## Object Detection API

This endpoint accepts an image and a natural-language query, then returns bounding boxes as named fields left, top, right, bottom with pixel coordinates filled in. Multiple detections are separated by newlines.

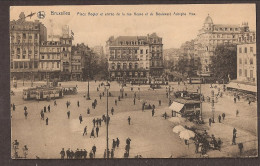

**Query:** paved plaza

left=11, top=80, right=257, bottom=158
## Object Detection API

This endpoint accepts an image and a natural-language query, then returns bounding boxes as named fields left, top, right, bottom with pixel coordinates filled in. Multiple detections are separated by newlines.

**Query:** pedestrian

left=133, top=98, right=135, bottom=105
left=83, top=149, right=87, bottom=159
left=40, top=110, right=44, bottom=120
left=48, top=105, right=50, bottom=112
left=46, top=117, right=49, bottom=125
left=159, top=100, right=161, bottom=106
left=111, top=107, right=114, bottom=115
left=107, top=115, right=110, bottom=125
left=111, top=149, right=114, bottom=158
left=79, top=114, right=83, bottom=124
left=60, top=148, right=65, bottom=159
left=115, top=99, right=117, bottom=106
left=115, top=137, right=120, bottom=148
left=96, top=118, right=99, bottom=127
left=152, top=109, right=155, bottom=117
left=44, top=106, right=46, bottom=113
left=24, top=110, right=28, bottom=119
left=99, top=118, right=102, bottom=126
left=218, top=115, right=221, bottom=123
left=236, top=110, right=239, bottom=117
left=222, top=113, right=225, bottom=120
left=209, top=118, right=212, bottom=126
left=89, top=150, right=94, bottom=159
left=233, top=128, right=237, bottom=135
left=87, top=107, right=90, bottom=114
left=93, top=118, right=96, bottom=127
left=112, top=139, right=116, bottom=149
left=232, top=133, right=237, bottom=145
left=107, top=149, right=110, bottom=158
left=118, top=96, right=121, bottom=101
left=70, top=150, right=74, bottom=159
left=142, top=103, right=145, bottom=112
left=54, top=100, right=57, bottom=106
left=67, top=110, right=70, bottom=119
left=24, top=106, right=27, bottom=112
left=66, top=148, right=70, bottom=159
left=13, top=103, right=16, bottom=111
left=83, top=126, right=87, bottom=136
left=102, top=92, right=105, bottom=96
left=128, top=116, right=131, bottom=125
left=99, top=93, right=102, bottom=100
left=163, top=112, right=167, bottom=119
left=96, top=126, right=99, bottom=137
left=103, top=149, right=106, bottom=158
left=92, top=145, right=96, bottom=157
left=238, top=143, right=243, bottom=155
left=90, top=128, right=95, bottom=138
left=77, top=100, right=80, bottom=107
left=234, top=97, right=236, bottom=103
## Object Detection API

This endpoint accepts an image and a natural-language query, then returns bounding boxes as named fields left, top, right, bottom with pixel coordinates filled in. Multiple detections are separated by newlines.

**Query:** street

left=11, top=80, right=257, bottom=158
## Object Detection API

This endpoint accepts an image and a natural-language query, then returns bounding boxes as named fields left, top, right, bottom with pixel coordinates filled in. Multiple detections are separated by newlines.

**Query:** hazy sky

left=10, top=4, right=256, bottom=49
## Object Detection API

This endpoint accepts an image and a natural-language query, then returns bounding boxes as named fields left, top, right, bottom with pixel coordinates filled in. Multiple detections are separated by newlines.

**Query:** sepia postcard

left=10, top=4, right=257, bottom=159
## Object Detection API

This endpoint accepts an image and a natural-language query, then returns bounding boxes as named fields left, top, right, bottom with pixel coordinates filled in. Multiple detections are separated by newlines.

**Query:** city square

left=11, top=79, right=257, bottom=158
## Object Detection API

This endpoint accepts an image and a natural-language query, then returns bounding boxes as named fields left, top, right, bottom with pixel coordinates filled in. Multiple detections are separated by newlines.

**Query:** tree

left=177, top=58, right=188, bottom=75
left=210, top=44, right=237, bottom=80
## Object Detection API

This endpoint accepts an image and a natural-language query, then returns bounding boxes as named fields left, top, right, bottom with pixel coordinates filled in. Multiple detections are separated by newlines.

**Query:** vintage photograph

left=10, top=4, right=257, bottom=159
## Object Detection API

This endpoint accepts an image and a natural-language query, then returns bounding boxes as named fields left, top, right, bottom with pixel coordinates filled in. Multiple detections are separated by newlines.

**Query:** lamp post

left=31, top=72, right=33, bottom=87
left=199, top=71, right=203, bottom=121
left=105, top=82, right=110, bottom=158
left=86, top=74, right=91, bottom=100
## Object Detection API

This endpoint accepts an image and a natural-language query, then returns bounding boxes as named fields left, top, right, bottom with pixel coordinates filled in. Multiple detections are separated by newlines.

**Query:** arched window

left=129, top=63, right=132, bottom=69
left=135, top=63, right=138, bottom=69
left=123, top=63, right=127, bottom=70
left=117, top=63, right=121, bottom=69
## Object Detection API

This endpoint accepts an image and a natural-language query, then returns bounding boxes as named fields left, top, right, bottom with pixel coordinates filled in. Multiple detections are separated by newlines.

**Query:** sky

left=10, top=4, right=256, bottom=49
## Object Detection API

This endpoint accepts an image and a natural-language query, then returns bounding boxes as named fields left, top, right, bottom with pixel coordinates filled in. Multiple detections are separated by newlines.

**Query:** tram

left=62, top=86, right=78, bottom=95
left=35, top=87, right=63, bottom=100
left=23, top=88, right=37, bottom=100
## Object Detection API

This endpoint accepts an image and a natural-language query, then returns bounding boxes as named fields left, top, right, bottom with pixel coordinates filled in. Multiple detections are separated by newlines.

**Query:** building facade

left=237, top=31, right=256, bottom=84
left=39, top=41, right=61, bottom=80
left=195, top=15, right=252, bottom=76
left=10, top=12, right=47, bottom=80
left=106, top=33, right=164, bottom=81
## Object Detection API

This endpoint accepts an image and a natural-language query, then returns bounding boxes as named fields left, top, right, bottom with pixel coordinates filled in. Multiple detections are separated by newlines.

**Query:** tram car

left=62, top=86, right=78, bottom=95
left=23, top=88, right=37, bottom=100
left=35, top=87, right=63, bottom=100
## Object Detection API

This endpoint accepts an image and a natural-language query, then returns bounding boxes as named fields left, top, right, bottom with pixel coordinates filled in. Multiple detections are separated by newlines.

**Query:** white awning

left=227, top=82, right=257, bottom=93
left=169, top=101, right=184, bottom=112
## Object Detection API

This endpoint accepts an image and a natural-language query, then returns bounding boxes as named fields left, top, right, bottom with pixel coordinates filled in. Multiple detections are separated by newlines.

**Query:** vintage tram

left=35, top=87, right=63, bottom=100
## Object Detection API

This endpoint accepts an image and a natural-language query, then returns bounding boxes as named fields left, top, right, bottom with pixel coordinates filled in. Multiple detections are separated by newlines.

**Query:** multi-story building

left=39, top=41, right=61, bottom=80
left=71, top=44, right=85, bottom=81
left=227, top=31, right=256, bottom=94
left=237, top=31, right=257, bottom=84
left=195, top=15, right=252, bottom=76
left=10, top=12, right=47, bottom=80
left=106, top=33, right=163, bottom=81
left=60, top=25, right=73, bottom=81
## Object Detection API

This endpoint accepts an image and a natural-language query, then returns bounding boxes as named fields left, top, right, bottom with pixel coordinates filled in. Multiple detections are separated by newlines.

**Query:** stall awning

left=227, top=81, right=257, bottom=93
left=169, top=101, right=184, bottom=112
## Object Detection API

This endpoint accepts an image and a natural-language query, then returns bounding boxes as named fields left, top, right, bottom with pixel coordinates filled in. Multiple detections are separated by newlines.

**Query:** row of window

left=10, top=33, right=38, bottom=40
left=72, top=65, right=81, bottom=71
left=11, top=61, right=38, bottom=69
left=41, top=54, right=60, bottom=60
left=206, top=27, right=239, bottom=32
left=239, top=58, right=254, bottom=65
left=10, top=24, right=39, bottom=30
left=40, top=62, right=60, bottom=69
left=238, top=69, right=254, bottom=78
left=238, top=47, right=254, bottom=54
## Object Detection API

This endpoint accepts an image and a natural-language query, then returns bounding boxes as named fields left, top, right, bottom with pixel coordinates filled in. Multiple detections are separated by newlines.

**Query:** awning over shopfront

left=227, top=81, right=257, bottom=93
left=169, top=101, right=184, bottom=112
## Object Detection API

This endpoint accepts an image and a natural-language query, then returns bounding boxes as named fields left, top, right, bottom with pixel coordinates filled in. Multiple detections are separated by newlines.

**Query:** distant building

left=106, top=33, right=164, bottom=81
left=10, top=12, right=47, bottom=80
left=195, top=14, right=253, bottom=76
left=92, top=45, right=104, bottom=64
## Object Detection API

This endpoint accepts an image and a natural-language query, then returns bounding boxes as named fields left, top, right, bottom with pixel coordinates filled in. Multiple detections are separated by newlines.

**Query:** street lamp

left=86, top=74, right=91, bottom=100
left=105, top=81, right=110, bottom=158
left=199, top=71, right=203, bottom=121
